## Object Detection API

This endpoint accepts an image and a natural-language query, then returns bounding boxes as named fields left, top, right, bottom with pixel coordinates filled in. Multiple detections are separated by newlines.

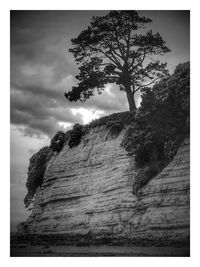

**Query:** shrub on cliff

left=106, top=120, right=124, bottom=136
left=122, top=62, right=190, bottom=193
left=50, top=131, right=66, bottom=152
left=133, top=165, right=159, bottom=195
left=68, top=123, right=84, bottom=148
left=88, top=111, right=135, bottom=129
left=24, top=146, right=53, bottom=208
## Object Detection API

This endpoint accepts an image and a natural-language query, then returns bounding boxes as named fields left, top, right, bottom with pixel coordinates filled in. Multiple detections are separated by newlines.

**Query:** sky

left=10, top=10, right=190, bottom=232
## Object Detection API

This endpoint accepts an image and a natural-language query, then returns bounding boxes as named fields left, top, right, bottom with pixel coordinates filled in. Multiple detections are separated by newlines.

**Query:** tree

left=65, top=11, right=171, bottom=111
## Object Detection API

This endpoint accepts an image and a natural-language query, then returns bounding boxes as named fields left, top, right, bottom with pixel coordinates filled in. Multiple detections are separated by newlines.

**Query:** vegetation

left=24, top=146, right=53, bottom=208
left=105, top=113, right=133, bottom=136
left=68, top=124, right=85, bottom=148
left=86, top=111, right=135, bottom=136
left=64, top=11, right=170, bottom=111
left=50, top=131, right=66, bottom=152
left=132, top=165, right=159, bottom=195
left=122, top=62, right=190, bottom=193
left=24, top=125, right=86, bottom=207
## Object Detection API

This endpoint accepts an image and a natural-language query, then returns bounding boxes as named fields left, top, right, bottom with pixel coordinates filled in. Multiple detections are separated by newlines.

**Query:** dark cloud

left=11, top=10, right=132, bottom=137
left=10, top=86, right=84, bottom=137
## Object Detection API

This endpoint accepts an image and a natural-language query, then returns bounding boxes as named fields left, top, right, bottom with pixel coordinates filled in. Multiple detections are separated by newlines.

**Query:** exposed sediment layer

left=19, top=125, right=190, bottom=246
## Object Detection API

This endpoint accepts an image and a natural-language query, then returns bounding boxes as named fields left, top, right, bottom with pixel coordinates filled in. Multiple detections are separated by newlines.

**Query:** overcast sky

left=10, top=10, right=190, bottom=232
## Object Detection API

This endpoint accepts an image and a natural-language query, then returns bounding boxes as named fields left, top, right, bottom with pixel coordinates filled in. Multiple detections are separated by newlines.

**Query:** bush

left=133, top=165, right=159, bottom=195
left=24, top=146, right=53, bottom=208
left=106, top=120, right=124, bottom=136
left=50, top=131, right=66, bottom=153
left=68, top=124, right=84, bottom=148
left=164, top=137, right=183, bottom=162
left=88, top=111, right=135, bottom=129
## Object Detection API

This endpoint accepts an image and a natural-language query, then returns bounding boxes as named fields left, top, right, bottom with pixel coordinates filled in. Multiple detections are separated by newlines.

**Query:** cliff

left=18, top=122, right=190, bottom=247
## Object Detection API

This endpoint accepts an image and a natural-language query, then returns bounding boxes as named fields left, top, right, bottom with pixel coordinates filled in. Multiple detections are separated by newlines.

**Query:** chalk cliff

left=20, top=124, right=190, bottom=246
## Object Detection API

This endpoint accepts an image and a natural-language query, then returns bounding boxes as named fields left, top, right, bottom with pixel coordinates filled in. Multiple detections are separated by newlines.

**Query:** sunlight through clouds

left=57, top=121, right=72, bottom=129
left=71, top=108, right=105, bottom=124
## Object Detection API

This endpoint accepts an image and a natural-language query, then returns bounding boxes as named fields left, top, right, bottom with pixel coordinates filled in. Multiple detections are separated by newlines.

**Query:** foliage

left=106, top=120, right=125, bottom=136
left=24, top=146, right=53, bottom=208
left=122, top=62, right=190, bottom=192
left=68, top=124, right=85, bottom=148
left=84, top=111, right=136, bottom=137
left=50, top=131, right=66, bottom=153
left=88, top=111, right=135, bottom=129
left=133, top=165, right=159, bottom=195
left=65, top=11, right=170, bottom=111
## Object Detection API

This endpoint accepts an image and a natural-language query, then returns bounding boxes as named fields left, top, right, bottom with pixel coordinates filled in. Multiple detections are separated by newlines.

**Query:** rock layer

left=21, top=126, right=190, bottom=246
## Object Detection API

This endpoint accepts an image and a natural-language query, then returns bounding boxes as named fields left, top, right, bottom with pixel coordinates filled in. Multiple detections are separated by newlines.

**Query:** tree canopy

left=65, top=11, right=171, bottom=111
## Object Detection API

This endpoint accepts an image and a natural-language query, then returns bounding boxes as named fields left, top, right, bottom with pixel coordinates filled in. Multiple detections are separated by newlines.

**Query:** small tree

left=65, top=11, right=170, bottom=111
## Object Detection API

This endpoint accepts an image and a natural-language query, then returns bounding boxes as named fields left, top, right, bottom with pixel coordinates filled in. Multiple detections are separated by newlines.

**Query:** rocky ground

left=10, top=244, right=189, bottom=257
left=10, top=233, right=190, bottom=257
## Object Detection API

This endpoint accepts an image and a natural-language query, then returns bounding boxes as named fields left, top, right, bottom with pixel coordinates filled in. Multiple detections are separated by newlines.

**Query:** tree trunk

left=122, top=68, right=137, bottom=111
left=125, top=85, right=136, bottom=112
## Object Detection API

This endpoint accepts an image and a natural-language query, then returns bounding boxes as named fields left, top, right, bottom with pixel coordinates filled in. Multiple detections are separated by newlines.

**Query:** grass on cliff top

left=86, top=111, right=135, bottom=129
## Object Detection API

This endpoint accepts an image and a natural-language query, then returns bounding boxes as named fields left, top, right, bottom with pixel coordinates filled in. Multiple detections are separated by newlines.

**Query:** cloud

left=11, top=11, right=132, bottom=138
left=71, top=108, right=105, bottom=124
left=10, top=87, right=84, bottom=137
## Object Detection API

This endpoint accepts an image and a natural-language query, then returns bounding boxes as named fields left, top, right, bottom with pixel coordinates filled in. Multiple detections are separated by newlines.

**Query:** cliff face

left=21, top=125, right=190, bottom=246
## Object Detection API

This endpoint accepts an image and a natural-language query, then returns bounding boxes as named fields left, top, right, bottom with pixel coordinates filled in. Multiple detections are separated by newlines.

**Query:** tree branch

left=102, top=38, right=124, bottom=63
left=125, top=27, right=131, bottom=61
left=92, top=46, right=122, bottom=70
left=129, top=49, right=146, bottom=71
left=109, top=21, right=127, bottom=61
left=134, top=77, right=160, bottom=92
